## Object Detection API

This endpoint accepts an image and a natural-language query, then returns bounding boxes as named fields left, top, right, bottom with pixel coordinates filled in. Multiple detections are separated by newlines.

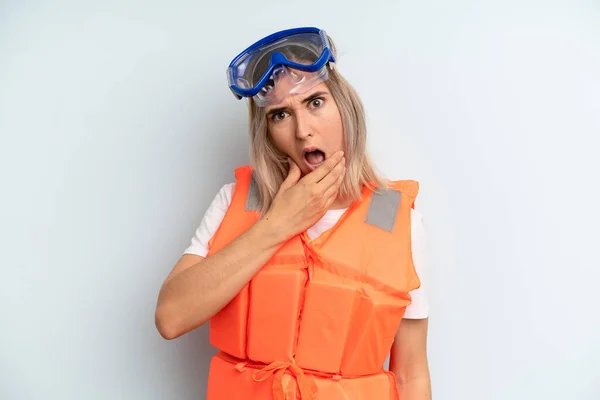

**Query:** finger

left=280, top=158, right=301, bottom=191
left=316, top=157, right=345, bottom=189
left=322, top=167, right=345, bottom=201
left=301, top=151, right=344, bottom=184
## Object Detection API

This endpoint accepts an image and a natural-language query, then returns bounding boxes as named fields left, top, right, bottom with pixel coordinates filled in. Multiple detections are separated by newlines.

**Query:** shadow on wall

left=179, top=325, right=218, bottom=397
left=189, top=98, right=251, bottom=194
left=152, top=96, right=251, bottom=399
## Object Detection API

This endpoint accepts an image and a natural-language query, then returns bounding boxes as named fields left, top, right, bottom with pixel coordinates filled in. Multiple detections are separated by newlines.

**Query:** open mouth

left=303, top=148, right=326, bottom=169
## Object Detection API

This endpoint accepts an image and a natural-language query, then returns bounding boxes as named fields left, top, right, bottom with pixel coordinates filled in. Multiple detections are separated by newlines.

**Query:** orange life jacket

left=205, top=166, right=420, bottom=400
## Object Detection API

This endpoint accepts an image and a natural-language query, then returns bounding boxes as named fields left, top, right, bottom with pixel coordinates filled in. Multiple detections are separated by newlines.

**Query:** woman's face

left=265, top=78, right=344, bottom=176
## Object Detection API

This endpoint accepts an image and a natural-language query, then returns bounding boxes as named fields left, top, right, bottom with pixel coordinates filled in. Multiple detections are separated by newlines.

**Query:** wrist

left=252, top=215, right=289, bottom=247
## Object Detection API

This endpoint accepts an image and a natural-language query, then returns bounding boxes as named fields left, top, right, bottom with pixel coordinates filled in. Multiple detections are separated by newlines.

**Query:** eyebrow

left=266, top=91, right=329, bottom=116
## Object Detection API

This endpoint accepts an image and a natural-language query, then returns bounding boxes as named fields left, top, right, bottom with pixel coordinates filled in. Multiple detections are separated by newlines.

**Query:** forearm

left=156, top=218, right=286, bottom=338
left=396, top=377, right=432, bottom=400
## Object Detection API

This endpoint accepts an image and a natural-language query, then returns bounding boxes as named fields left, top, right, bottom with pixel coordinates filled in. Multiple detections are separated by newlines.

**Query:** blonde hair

left=247, top=38, right=385, bottom=215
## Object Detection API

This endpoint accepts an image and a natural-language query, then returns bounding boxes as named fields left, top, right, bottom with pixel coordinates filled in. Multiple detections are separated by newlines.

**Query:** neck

left=329, top=196, right=353, bottom=210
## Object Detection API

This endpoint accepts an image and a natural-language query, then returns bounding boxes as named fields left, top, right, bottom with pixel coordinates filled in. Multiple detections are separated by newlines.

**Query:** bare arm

left=155, top=218, right=287, bottom=339
left=155, top=152, right=345, bottom=340
left=389, top=318, right=432, bottom=399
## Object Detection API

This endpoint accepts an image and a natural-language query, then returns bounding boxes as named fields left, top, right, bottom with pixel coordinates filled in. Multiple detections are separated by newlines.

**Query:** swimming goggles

left=226, top=27, right=336, bottom=107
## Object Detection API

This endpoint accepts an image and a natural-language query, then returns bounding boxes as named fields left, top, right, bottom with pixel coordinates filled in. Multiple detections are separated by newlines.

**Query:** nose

left=294, top=112, right=312, bottom=141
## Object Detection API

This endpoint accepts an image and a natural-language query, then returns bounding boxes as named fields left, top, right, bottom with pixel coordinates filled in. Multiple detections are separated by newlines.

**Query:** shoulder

left=410, top=207, right=424, bottom=222
left=182, top=182, right=236, bottom=257
left=198, top=182, right=237, bottom=225
left=385, top=179, right=419, bottom=198
left=211, top=182, right=236, bottom=209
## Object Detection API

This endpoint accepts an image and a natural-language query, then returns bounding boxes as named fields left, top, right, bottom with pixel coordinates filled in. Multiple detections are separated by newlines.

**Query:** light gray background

left=1, top=1, right=599, bottom=399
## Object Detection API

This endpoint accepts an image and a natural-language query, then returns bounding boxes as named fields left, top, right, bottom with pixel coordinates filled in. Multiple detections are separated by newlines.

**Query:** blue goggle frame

left=226, top=27, right=336, bottom=100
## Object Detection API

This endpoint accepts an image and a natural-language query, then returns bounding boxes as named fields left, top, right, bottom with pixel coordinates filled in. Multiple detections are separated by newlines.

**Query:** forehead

left=265, top=79, right=331, bottom=110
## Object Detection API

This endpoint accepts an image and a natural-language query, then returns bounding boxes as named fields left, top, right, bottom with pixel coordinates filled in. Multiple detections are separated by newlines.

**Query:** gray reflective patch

left=365, top=189, right=402, bottom=232
left=245, top=172, right=260, bottom=211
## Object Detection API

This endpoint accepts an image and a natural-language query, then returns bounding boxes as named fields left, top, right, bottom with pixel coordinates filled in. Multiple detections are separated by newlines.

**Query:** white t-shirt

left=184, top=183, right=429, bottom=319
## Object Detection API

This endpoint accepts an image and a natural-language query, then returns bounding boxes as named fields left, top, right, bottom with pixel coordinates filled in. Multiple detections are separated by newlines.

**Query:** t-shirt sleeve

left=183, top=183, right=235, bottom=257
left=403, top=209, right=430, bottom=319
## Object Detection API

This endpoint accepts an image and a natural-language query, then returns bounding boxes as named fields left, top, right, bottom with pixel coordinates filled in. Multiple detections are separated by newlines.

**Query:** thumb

left=280, top=158, right=301, bottom=190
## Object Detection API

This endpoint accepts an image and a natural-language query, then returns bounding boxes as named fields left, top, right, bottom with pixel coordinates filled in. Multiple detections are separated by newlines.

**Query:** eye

left=309, top=98, right=324, bottom=109
left=271, top=111, right=289, bottom=122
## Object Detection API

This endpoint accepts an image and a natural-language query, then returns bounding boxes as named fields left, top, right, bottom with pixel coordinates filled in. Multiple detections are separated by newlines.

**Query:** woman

left=155, top=27, right=432, bottom=399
